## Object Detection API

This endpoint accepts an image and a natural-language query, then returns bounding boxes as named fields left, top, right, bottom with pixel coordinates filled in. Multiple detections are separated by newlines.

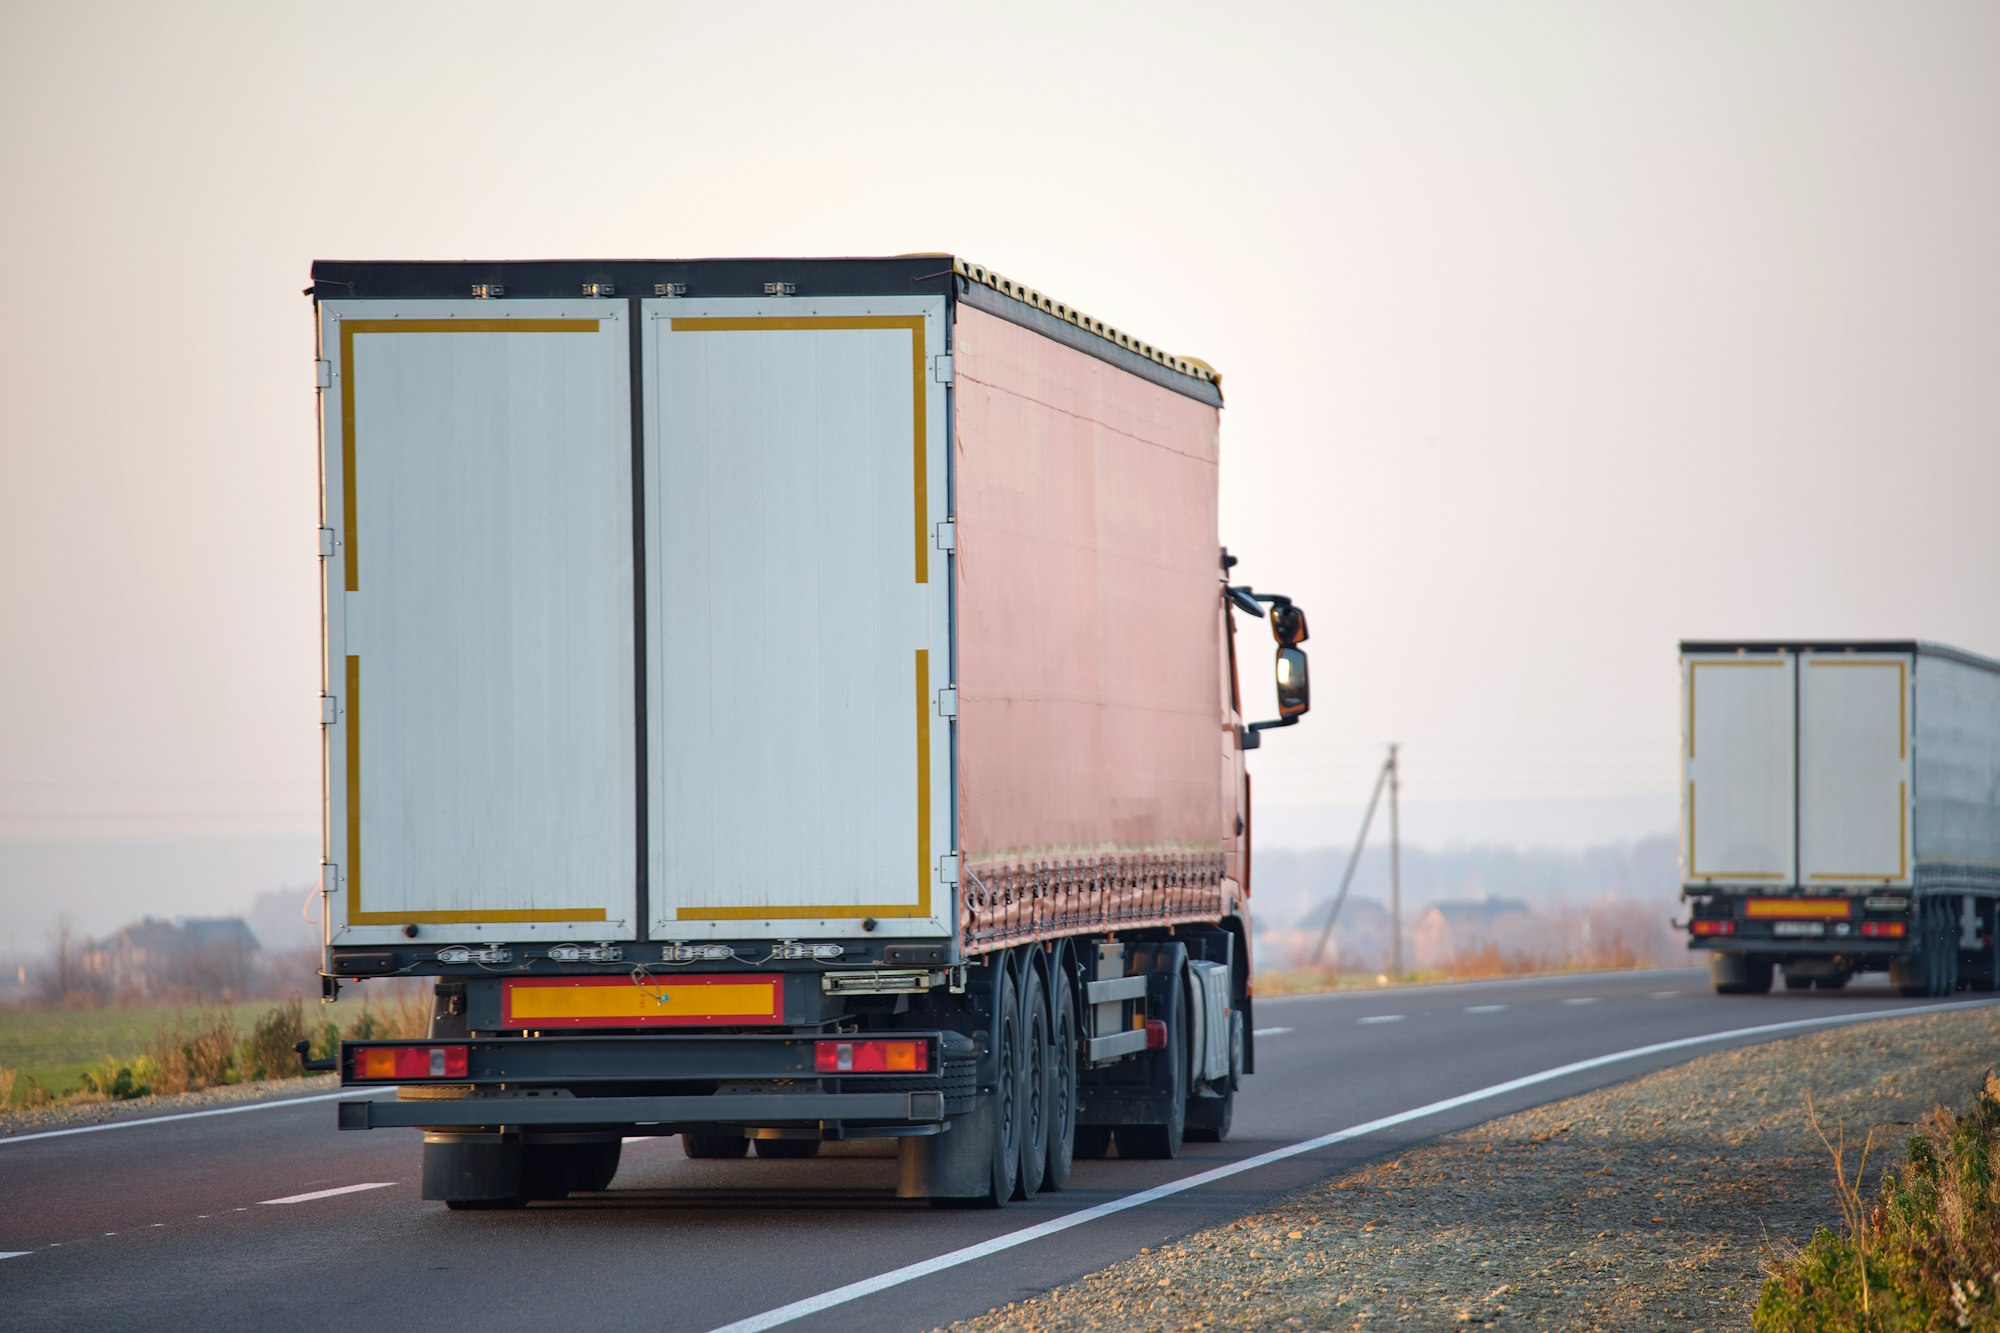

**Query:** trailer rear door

left=320, top=302, right=639, bottom=943
left=1684, top=653, right=1796, bottom=885
left=640, top=298, right=953, bottom=940
left=1798, top=652, right=1914, bottom=886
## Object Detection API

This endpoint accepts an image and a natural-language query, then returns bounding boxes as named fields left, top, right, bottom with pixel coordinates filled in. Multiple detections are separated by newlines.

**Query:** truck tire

left=557, top=1140, right=622, bottom=1192
left=427, top=1136, right=528, bottom=1210
left=1781, top=972, right=1814, bottom=991
left=1711, top=954, right=1773, bottom=995
left=1042, top=971, right=1078, bottom=1191
left=1016, top=964, right=1051, bottom=1199
left=683, top=1132, right=750, bottom=1159
left=754, top=1138, right=822, bottom=1160
left=1896, top=900, right=1960, bottom=998
left=927, top=960, right=1023, bottom=1208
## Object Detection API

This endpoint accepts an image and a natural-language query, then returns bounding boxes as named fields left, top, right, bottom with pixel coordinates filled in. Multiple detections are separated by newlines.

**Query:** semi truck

left=1680, top=640, right=2000, bottom=996
left=306, top=255, right=1311, bottom=1208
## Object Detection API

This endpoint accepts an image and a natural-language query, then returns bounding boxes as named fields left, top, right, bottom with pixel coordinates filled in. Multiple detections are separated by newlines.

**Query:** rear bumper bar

left=339, top=1090, right=944, bottom=1131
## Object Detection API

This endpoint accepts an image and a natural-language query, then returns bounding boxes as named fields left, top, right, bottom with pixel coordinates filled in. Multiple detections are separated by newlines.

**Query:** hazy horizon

left=4, top=2, right=1996, bottom=942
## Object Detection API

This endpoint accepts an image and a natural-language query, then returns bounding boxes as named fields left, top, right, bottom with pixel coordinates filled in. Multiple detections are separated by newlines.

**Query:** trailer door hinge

left=938, top=853, right=960, bottom=886
left=314, top=359, right=332, bottom=390
left=321, top=695, right=339, bottom=726
left=318, top=527, right=336, bottom=558
left=932, top=353, right=953, bottom=385
left=936, top=687, right=958, bottom=719
left=933, top=520, right=956, bottom=553
left=321, top=863, right=339, bottom=895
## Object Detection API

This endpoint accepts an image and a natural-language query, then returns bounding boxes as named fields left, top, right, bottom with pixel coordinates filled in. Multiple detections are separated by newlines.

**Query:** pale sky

left=2, top=2, right=1997, bottom=934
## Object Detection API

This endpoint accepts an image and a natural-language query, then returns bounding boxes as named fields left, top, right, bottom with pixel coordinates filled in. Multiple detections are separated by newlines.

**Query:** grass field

left=0, top=1000, right=288, bottom=1104
left=0, top=987, right=427, bottom=1106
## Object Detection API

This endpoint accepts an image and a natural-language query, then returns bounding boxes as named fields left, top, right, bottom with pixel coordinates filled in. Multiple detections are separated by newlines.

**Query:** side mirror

left=1276, top=646, right=1309, bottom=718
left=1271, top=604, right=1308, bottom=649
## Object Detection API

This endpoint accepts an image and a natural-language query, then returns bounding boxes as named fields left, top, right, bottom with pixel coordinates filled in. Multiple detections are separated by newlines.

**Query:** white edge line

left=0, top=1251, right=31, bottom=1261
left=1251, top=1026, right=1293, bottom=1037
left=706, top=998, right=1993, bottom=1333
left=0, top=1089, right=382, bottom=1147
left=258, top=1182, right=396, bottom=1205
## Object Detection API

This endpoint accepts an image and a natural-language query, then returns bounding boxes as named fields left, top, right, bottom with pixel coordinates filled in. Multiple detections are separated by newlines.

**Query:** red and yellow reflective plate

left=1744, top=898, right=1850, bottom=920
left=500, top=975, right=781, bottom=1028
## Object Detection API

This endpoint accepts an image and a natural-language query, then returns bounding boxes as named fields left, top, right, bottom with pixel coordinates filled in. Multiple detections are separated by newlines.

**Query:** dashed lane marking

left=1562, top=997, right=1597, bottom=1006
left=1464, top=1005, right=1507, bottom=1014
left=707, top=996, right=1997, bottom=1333
left=1356, top=1015, right=1404, bottom=1024
left=1252, top=1027, right=1293, bottom=1037
left=258, top=1183, right=396, bottom=1206
left=1651, top=991, right=1680, bottom=999
left=0, top=1252, right=30, bottom=1261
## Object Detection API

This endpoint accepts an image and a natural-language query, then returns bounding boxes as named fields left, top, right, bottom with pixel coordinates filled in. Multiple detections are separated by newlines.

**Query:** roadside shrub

left=1757, top=1077, right=2000, bottom=1329
left=144, top=1005, right=239, bottom=1094
left=0, top=1065, right=15, bottom=1106
left=238, top=997, right=308, bottom=1082
left=76, top=1054, right=157, bottom=1101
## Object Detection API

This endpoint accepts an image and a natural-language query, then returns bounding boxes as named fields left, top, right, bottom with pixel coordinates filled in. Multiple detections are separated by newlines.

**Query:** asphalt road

left=5, top=967, right=1988, bottom=1331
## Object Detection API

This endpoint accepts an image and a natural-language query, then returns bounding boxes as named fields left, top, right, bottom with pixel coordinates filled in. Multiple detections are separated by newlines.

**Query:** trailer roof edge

left=1678, top=641, right=2000, bottom=674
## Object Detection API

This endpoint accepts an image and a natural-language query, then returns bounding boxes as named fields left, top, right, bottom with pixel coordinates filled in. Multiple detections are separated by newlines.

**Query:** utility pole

left=1388, top=743, right=1402, bottom=978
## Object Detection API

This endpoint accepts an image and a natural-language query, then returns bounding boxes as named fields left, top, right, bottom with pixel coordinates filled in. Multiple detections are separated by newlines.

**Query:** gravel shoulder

left=940, top=1005, right=2000, bottom=1332
left=0, top=1074, right=345, bottom=1137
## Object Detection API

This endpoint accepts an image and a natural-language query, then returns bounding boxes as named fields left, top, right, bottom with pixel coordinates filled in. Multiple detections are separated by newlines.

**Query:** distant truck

left=306, top=256, right=1311, bottom=1208
left=1680, top=641, right=2000, bottom=996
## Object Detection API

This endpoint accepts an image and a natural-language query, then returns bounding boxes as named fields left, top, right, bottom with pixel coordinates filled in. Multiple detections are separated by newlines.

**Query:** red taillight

left=1861, top=921, right=1907, bottom=939
left=1691, top=920, right=1736, bottom=937
left=1143, top=1018, right=1168, bottom=1051
left=351, top=1045, right=469, bottom=1081
left=814, top=1039, right=928, bottom=1073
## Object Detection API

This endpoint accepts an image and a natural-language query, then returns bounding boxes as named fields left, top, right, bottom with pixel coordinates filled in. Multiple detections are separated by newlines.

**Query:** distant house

left=1410, top=898, right=1537, bottom=969
left=82, top=916, right=261, bottom=1001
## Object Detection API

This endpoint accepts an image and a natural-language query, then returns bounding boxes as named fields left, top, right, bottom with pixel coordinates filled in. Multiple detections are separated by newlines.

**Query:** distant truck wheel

left=1782, top=973, right=1814, bottom=991
left=1711, top=954, right=1773, bottom=995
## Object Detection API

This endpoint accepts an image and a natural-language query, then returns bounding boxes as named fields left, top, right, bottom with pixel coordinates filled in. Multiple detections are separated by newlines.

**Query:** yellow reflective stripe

left=336, top=317, right=599, bottom=592
left=667, top=315, right=929, bottom=584
left=341, top=652, right=608, bottom=927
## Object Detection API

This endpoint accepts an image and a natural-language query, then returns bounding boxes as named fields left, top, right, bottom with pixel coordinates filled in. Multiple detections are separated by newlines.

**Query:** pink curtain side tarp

left=953, top=304, right=1227, bottom=896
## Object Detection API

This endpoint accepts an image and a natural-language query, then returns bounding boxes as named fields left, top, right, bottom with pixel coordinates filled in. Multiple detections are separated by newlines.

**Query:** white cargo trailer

left=307, top=256, right=1315, bottom=1209
left=1681, top=641, right=2000, bottom=995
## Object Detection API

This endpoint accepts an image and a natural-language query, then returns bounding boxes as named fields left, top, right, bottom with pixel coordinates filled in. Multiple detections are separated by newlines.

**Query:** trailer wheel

left=1711, top=954, right=1773, bottom=995
left=1016, top=964, right=1051, bottom=1199
left=754, top=1138, right=822, bottom=1160
left=558, top=1140, right=622, bottom=1192
left=1781, top=972, right=1814, bottom=991
left=1896, top=900, right=1959, bottom=998
left=1042, top=971, right=1078, bottom=1191
left=928, top=959, right=1023, bottom=1208
left=426, top=1136, right=528, bottom=1209
left=682, top=1132, right=750, bottom=1159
